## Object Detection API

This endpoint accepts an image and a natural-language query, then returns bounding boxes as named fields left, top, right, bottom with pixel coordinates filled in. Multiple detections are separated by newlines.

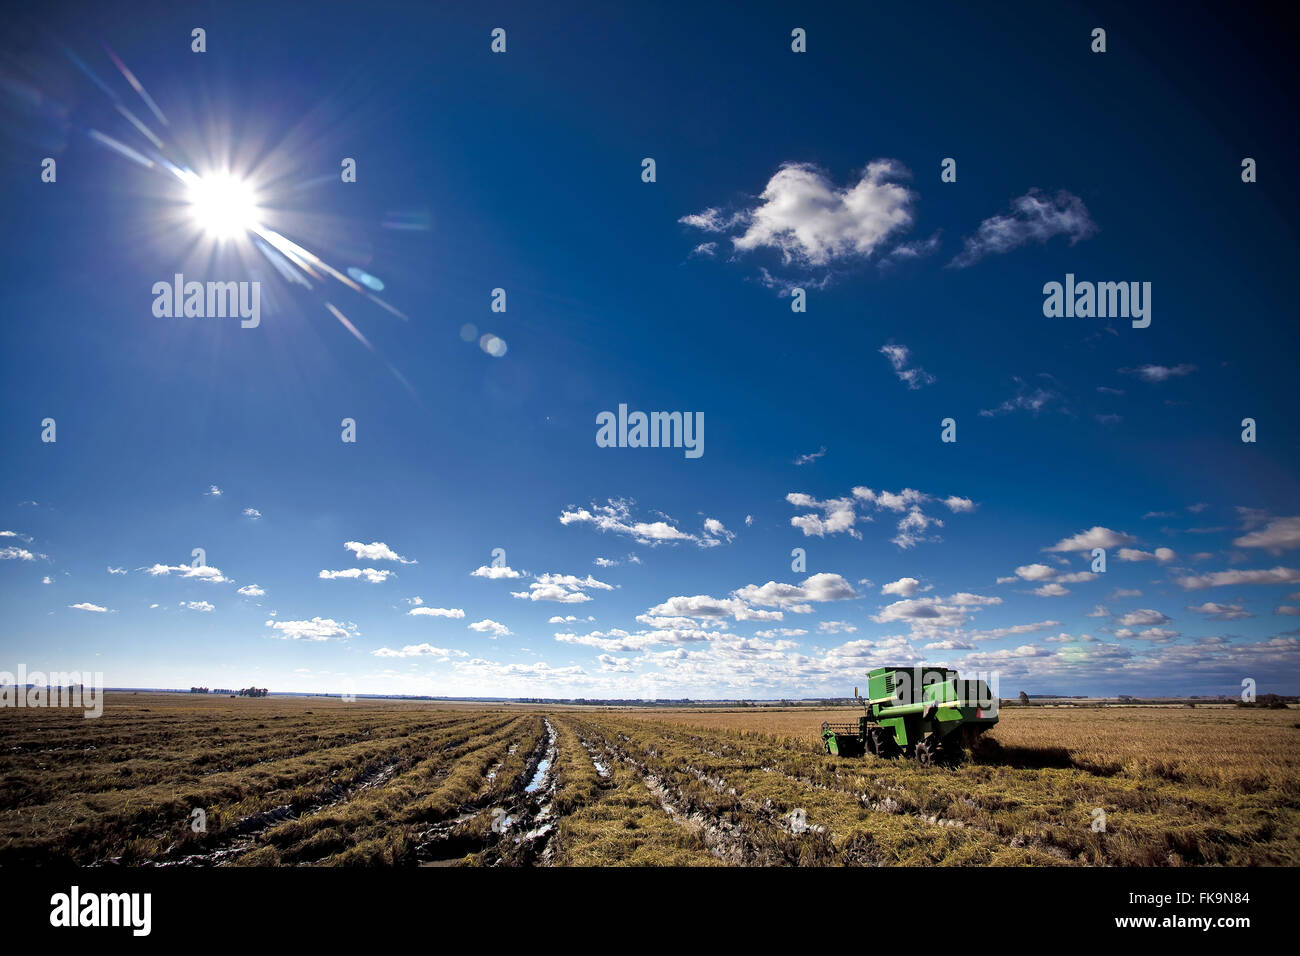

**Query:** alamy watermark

left=1, top=666, right=104, bottom=718
left=1042, top=274, right=1150, bottom=328
left=596, top=404, right=704, bottom=459
left=152, top=274, right=261, bottom=328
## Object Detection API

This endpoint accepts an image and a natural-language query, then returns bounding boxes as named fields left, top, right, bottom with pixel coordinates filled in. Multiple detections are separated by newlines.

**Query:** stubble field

left=2, top=693, right=1296, bottom=866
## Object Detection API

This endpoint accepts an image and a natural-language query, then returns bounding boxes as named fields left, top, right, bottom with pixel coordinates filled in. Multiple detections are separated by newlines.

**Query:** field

left=2, top=693, right=1297, bottom=866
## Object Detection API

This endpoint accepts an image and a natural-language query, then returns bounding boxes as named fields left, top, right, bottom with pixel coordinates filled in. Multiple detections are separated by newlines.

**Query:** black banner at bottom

left=0, top=865, right=1277, bottom=942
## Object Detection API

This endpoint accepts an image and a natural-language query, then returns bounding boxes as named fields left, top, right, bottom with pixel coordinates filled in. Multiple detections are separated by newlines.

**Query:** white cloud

left=734, top=572, right=859, bottom=609
left=1, top=547, right=37, bottom=561
left=943, top=496, right=976, bottom=513
left=560, top=498, right=730, bottom=548
left=408, top=606, right=465, bottom=619
left=1045, top=527, right=1136, bottom=553
left=1033, top=583, right=1070, bottom=597
left=818, top=621, right=858, bottom=634
left=892, top=507, right=944, bottom=549
left=266, top=617, right=358, bottom=641
left=1115, top=609, right=1172, bottom=628
left=205, top=485, right=223, bottom=496
left=471, top=565, right=525, bottom=579
left=949, top=189, right=1097, bottom=268
left=344, top=541, right=414, bottom=563
left=372, top=643, right=467, bottom=659
left=881, top=577, right=923, bottom=597
left=1234, top=516, right=1300, bottom=553
left=107, top=566, right=127, bottom=575
left=237, top=584, right=266, bottom=597
left=972, top=619, right=1060, bottom=639
left=1177, top=567, right=1300, bottom=589
left=511, top=572, right=614, bottom=604
left=793, top=446, right=827, bottom=466
left=242, top=507, right=262, bottom=519
left=468, top=619, right=511, bottom=638
left=1119, top=364, right=1197, bottom=383
left=1118, top=547, right=1176, bottom=563
left=785, top=493, right=861, bottom=539
left=980, top=378, right=1066, bottom=418
left=319, top=568, right=393, bottom=584
left=1187, top=602, right=1252, bottom=621
left=69, top=602, right=109, bottom=613
left=682, top=160, right=917, bottom=270
left=879, top=344, right=935, bottom=389
left=180, top=600, right=215, bottom=612
left=145, top=563, right=231, bottom=583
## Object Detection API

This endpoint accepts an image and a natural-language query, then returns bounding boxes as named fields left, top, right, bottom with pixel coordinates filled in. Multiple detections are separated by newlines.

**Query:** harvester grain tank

left=820, top=665, right=998, bottom=765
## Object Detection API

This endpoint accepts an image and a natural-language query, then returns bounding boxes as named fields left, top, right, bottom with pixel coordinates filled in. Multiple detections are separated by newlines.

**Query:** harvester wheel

left=940, top=740, right=965, bottom=767
left=914, top=738, right=936, bottom=767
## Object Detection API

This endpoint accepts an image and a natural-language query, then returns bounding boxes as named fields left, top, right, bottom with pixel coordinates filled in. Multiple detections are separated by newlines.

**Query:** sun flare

left=185, top=172, right=260, bottom=240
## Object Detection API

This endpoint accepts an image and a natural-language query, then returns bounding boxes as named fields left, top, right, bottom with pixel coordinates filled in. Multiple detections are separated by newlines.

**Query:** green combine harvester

left=821, top=665, right=999, bottom=766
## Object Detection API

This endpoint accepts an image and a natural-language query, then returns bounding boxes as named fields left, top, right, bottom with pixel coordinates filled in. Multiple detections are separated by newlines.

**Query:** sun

left=185, top=171, right=261, bottom=240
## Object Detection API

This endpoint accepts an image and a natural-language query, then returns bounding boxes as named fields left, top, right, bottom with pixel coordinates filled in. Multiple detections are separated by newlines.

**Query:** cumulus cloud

left=1177, top=567, right=1300, bottom=589
left=1033, top=583, right=1070, bottom=597
left=559, top=498, right=732, bottom=548
left=242, top=508, right=262, bottom=519
left=468, top=619, right=511, bottom=638
left=180, top=600, right=215, bottom=612
left=372, top=643, right=468, bottom=659
left=69, top=602, right=109, bottom=613
left=237, top=584, right=266, bottom=597
left=1187, top=602, right=1252, bottom=621
left=1045, top=527, right=1136, bottom=553
left=266, top=617, right=357, bottom=641
left=145, top=563, right=231, bottom=584
left=1234, top=516, right=1300, bottom=553
left=1115, top=609, right=1172, bottom=628
left=881, top=577, right=923, bottom=597
left=511, top=572, right=614, bottom=604
left=892, top=507, right=944, bottom=549
left=408, top=606, right=465, bottom=619
left=734, top=573, right=859, bottom=609
left=681, top=160, right=917, bottom=272
left=1118, top=547, right=1176, bottom=563
left=472, top=564, right=525, bottom=579
left=949, top=188, right=1097, bottom=268
left=344, top=541, right=415, bottom=564
left=319, top=568, right=393, bottom=584
left=786, top=493, right=861, bottom=538
left=785, top=486, right=968, bottom=550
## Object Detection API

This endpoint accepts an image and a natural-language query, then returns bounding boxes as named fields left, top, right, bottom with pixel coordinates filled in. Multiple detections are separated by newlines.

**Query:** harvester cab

left=820, top=666, right=998, bottom=765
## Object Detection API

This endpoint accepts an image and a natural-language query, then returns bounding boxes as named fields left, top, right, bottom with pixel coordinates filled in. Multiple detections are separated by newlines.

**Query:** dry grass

left=2, top=694, right=1295, bottom=866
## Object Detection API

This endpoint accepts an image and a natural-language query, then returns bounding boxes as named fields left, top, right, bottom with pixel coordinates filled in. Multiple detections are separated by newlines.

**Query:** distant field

left=2, top=693, right=1296, bottom=866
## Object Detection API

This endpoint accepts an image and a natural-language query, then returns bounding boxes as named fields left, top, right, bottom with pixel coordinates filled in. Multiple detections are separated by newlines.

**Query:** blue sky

left=2, top=0, right=1298, bottom=698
